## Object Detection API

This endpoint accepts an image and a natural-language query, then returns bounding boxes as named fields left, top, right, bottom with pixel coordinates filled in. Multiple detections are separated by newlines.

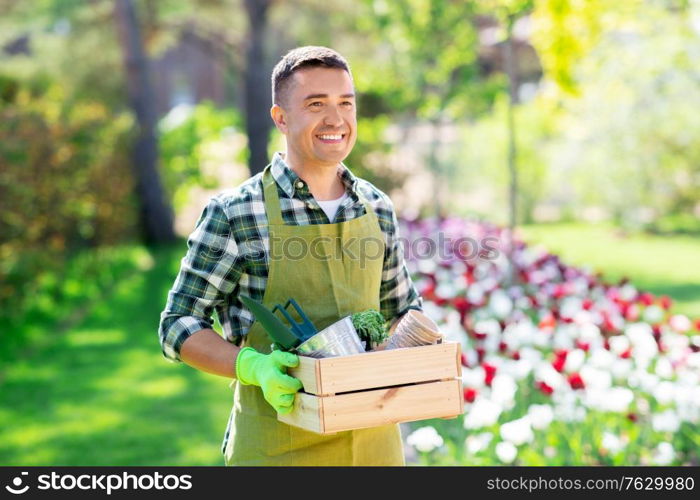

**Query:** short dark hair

left=271, top=46, right=352, bottom=106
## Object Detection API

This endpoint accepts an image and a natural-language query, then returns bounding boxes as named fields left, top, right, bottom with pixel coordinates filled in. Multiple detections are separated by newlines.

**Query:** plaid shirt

left=158, top=152, right=423, bottom=363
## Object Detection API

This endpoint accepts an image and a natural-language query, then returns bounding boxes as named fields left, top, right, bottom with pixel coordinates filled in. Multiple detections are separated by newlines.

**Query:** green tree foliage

left=158, top=101, right=244, bottom=211
left=555, top=2, right=700, bottom=229
left=0, top=77, right=137, bottom=318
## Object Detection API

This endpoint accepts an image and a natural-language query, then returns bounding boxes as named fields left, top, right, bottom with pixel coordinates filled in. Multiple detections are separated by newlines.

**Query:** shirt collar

left=271, top=151, right=359, bottom=198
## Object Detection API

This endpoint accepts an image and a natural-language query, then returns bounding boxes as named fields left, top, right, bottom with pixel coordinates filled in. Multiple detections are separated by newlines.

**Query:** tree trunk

left=244, top=0, right=274, bottom=177
left=114, top=0, right=175, bottom=244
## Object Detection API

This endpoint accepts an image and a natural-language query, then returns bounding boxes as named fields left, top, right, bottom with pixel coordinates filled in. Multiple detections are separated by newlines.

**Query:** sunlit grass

left=518, top=223, right=700, bottom=318
left=0, top=244, right=232, bottom=466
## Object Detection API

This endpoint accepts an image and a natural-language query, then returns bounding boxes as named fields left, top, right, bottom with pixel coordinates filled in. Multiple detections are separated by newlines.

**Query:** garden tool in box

left=240, top=294, right=365, bottom=357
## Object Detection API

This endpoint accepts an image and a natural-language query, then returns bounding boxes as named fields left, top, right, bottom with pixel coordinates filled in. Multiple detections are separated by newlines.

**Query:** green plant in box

left=351, top=309, right=388, bottom=348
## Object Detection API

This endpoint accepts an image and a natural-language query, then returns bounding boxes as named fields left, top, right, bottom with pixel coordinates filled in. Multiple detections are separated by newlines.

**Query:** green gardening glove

left=235, top=347, right=303, bottom=414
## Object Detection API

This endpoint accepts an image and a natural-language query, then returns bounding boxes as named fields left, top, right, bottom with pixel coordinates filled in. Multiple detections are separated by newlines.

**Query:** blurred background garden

left=1, top=0, right=699, bottom=466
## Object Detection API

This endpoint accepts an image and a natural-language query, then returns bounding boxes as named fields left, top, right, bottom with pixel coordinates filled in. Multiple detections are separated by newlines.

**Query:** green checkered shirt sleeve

left=158, top=197, right=242, bottom=362
left=376, top=193, right=423, bottom=323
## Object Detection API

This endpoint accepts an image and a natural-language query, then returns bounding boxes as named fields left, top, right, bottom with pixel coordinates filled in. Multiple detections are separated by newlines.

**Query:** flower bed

left=399, top=216, right=700, bottom=465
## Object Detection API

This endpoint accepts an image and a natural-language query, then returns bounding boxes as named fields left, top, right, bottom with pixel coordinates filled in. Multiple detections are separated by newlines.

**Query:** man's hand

left=235, top=347, right=303, bottom=414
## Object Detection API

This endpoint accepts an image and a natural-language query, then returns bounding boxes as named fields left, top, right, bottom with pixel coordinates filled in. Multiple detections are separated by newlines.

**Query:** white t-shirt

left=316, top=191, right=348, bottom=223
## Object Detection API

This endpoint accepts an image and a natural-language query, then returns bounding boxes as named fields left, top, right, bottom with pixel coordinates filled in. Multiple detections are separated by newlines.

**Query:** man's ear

left=270, top=104, right=288, bottom=134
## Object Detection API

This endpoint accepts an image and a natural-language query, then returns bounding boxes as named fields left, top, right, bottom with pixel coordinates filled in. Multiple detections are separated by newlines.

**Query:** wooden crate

left=277, top=341, right=464, bottom=434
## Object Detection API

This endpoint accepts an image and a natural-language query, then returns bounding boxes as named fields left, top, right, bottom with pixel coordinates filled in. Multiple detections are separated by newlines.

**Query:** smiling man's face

left=271, top=66, right=357, bottom=169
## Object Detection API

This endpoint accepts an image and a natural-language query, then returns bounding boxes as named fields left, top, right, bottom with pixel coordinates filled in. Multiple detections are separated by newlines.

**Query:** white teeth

left=318, top=134, right=343, bottom=140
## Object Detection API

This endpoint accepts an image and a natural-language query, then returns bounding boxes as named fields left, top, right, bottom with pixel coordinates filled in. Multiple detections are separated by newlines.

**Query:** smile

left=316, top=134, right=345, bottom=143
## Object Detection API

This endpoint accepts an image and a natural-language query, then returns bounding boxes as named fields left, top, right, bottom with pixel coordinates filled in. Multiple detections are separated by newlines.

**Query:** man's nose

left=323, top=105, right=343, bottom=127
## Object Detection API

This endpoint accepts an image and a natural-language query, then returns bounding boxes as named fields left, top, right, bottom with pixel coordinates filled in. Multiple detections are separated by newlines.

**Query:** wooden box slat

left=278, top=379, right=463, bottom=434
left=289, top=342, right=461, bottom=396
left=277, top=342, right=464, bottom=434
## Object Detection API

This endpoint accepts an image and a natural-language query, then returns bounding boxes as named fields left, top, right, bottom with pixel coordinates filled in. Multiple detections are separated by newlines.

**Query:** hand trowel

left=239, top=294, right=317, bottom=350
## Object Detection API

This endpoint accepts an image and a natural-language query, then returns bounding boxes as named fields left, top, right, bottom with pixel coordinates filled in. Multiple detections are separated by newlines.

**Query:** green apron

left=223, top=165, right=405, bottom=466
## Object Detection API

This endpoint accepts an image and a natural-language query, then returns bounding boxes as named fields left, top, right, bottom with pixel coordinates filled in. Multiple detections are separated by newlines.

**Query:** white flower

left=688, top=352, right=700, bottom=371
left=564, top=349, right=586, bottom=373
left=461, top=348, right=479, bottom=368
left=609, top=335, right=631, bottom=355
left=422, top=301, right=445, bottom=323
left=491, top=374, right=518, bottom=408
left=674, top=386, right=700, bottom=424
left=642, top=305, right=664, bottom=324
left=489, top=289, right=513, bottom=319
left=669, top=314, right=691, bottom=333
left=652, top=410, right=681, bottom=433
left=625, top=323, right=658, bottom=362
left=589, top=348, right=614, bottom=369
left=651, top=442, right=676, bottom=465
left=601, top=432, right=625, bottom=454
left=553, top=325, right=576, bottom=351
left=611, top=359, right=633, bottom=380
left=495, top=441, right=518, bottom=463
left=518, top=346, right=543, bottom=364
left=652, top=381, right=676, bottom=405
left=580, top=366, right=612, bottom=389
left=535, top=362, right=567, bottom=390
left=499, top=359, right=533, bottom=380
left=629, top=371, right=660, bottom=393
left=467, top=283, right=485, bottom=305
left=584, top=387, right=634, bottom=413
left=474, top=318, right=502, bottom=337
left=462, top=366, right=486, bottom=389
left=560, top=297, right=583, bottom=319
left=500, top=416, right=534, bottom=445
left=435, top=282, right=457, bottom=299
left=579, top=323, right=602, bottom=343
left=406, top=426, right=444, bottom=453
left=465, top=432, right=493, bottom=454
left=463, top=398, right=503, bottom=429
left=527, top=404, right=554, bottom=430
left=619, top=284, right=637, bottom=301
left=654, top=358, right=674, bottom=379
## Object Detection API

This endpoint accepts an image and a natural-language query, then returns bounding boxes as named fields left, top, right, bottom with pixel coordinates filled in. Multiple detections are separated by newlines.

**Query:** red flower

left=694, top=319, right=700, bottom=332
left=453, top=296, right=470, bottom=314
left=463, top=388, right=477, bottom=403
left=624, top=304, right=640, bottom=322
left=539, top=314, right=556, bottom=330
left=476, top=347, right=486, bottom=363
left=582, top=298, right=594, bottom=310
left=498, top=341, right=508, bottom=353
left=626, top=412, right=638, bottom=422
left=575, top=340, right=590, bottom=352
left=620, top=348, right=632, bottom=359
left=638, top=292, right=655, bottom=306
left=552, top=357, right=566, bottom=372
left=568, top=372, right=585, bottom=390
left=460, top=353, right=471, bottom=367
left=536, top=381, right=554, bottom=395
left=483, top=362, right=497, bottom=386
left=659, top=295, right=673, bottom=310
left=511, top=351, right=521, bottom=360
left=553, top=284, right=568, bottom=299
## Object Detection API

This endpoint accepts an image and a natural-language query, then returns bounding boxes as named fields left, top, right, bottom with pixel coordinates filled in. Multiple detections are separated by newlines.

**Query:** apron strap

left=262, top=165, right=284, bottom=225
left=262, top=163, right=379, bottom=225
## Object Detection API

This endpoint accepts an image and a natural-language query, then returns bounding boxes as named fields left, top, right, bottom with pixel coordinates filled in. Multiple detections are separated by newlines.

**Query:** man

left=158, top=46, right=423, bottom=466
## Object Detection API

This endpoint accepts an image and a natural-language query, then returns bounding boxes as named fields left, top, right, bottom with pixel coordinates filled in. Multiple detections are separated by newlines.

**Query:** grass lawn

left=518, top=223, right=700, bottom=319
left=0, top=244, right=233, bottom=466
